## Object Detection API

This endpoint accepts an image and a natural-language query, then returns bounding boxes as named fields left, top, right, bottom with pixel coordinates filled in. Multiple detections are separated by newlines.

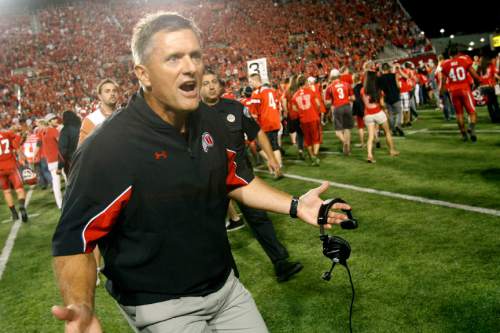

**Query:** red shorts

left=449, top=90, right=475, bottom=116
left=356, top=115, right=365, bottom=129
left=300, top=121, right=321, bottom=147
left=0, top=168, right=23, bottom=190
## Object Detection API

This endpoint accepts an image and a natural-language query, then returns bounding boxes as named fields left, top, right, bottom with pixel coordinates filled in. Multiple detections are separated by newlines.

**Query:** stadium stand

left=0, top=0, right=425, bottom=123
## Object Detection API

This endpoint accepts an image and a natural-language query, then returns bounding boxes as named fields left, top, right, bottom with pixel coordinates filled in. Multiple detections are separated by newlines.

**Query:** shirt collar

left=128, top=89, right=200, bottom=133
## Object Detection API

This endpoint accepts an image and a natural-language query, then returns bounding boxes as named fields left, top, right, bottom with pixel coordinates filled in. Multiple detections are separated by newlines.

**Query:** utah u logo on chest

left=202, top=132, right=214, bottom=153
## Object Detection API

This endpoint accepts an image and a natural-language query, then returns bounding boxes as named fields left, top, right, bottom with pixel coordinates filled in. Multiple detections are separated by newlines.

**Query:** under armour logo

left=154, top=151, right=168, bottom=160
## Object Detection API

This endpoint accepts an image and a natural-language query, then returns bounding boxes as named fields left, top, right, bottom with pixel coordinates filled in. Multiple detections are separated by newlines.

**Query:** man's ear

left=134, top=64, right=152, bottom=90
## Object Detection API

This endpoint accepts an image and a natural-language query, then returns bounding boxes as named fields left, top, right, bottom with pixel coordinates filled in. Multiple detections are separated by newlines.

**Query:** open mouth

left=179, top=81, right=197, bottom=93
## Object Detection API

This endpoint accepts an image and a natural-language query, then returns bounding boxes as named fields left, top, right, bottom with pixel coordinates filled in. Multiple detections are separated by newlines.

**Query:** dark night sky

left=1, top=0, right=498, bottom=38
left=399, top=0, right=499, bottom=38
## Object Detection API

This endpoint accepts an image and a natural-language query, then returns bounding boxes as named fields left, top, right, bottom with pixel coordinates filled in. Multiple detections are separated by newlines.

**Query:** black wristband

left=289, top=196, right=299, bottom=218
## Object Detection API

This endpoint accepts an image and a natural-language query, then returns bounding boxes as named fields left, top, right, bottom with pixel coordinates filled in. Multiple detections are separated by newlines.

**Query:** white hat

left=307, top=76, right=316, bottom=84
left=45, top=113, right=57, bottom=122
left=329, top=69, right=340, bottom=78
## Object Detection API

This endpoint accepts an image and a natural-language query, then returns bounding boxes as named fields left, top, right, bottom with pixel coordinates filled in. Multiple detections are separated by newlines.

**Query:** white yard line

left=321, top=151, right=342, bottom=155
left=406, top=128, right=429, bottom=135
left=0, top=189, right=34, bottom=280
left=405, top=128, right=500, bottom=135
left=256, top=170, right=500, bottom=217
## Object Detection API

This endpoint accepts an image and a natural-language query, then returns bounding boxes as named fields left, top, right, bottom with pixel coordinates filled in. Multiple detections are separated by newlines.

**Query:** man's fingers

left=312, top=181, right=329, bottom=196
left=331, top=203, right=351, bottom=211
left=327, top=212, right=347, bottom=224
left=51, top=305, right=76, bottom=321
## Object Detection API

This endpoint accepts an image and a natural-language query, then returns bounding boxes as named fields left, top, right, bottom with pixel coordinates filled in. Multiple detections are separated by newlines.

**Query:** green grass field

left=0, top=105, right=499, bottom=332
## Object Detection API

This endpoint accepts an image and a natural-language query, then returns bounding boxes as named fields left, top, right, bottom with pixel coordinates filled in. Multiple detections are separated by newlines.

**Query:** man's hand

left=267, top=158, right=281, bottom=177
left=297, top=181, right=350, bottom=228
left=52, top=304, right=102, bottom=333
left=56, top=169, right=62, bottom=175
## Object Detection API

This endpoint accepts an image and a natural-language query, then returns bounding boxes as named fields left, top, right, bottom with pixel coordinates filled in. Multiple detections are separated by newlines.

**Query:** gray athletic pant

left=119, top=271, right=268, bottom=333
left=386, top=101, right=402, bottom=131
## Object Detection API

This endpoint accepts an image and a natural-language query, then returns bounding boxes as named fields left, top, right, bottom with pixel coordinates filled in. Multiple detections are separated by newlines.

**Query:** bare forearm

left=229, top=177, right=292, bottom=215
left=53, top=254, right=97, bottom=309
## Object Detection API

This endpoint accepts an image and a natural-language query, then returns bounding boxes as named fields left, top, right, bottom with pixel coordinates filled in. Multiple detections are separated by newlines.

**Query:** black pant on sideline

left=481, top=87, right=500, bottom=123
left=236, top=202, right=289, bottom=264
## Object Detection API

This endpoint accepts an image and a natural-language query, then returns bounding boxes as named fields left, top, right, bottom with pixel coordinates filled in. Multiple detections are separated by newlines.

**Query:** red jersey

left=311, top=83, right=327, bottom=114
left=480, top=63, right=497, bottom=86
left=417, top=73, right=428, bottom=85
left=325, top=79, right=352, bottom=108
left=23, top=133, right=41, bottom=164
left=239, top=97, right=252, bottom=108
left=291, top=87, right=320, bottom=123
left=340, top=73, right=353, bottom=86
left=441, top=55, right=473, bottom=92
left=221, top=92, right=236, bottom=100
left=41, top=127, right=60, bottom=163
left=250, top=86, right=281, bottom=132
left=285, top=89, right=299, bottom=121
left=0, top=130, right=21, bottom=169
left=399, top=69, right=414, bottom=93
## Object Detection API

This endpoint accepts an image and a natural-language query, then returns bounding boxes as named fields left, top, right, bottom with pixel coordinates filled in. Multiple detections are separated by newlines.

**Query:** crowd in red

left=0, top=0, right=425, bottom=126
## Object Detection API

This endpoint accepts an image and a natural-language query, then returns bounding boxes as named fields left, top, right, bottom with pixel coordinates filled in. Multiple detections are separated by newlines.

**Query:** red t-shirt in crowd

left=325, top=79, right=352, bottom=108
left=250, top=86, right=281, bottom=132
left=41, top=127, right=60, bottom=163
left=291, top=87, right=320, bottom=123
left=340, top=73, right=353, bottom=86
left=399, top=69, right=414, bottom=93
left=221, top=92, right=236, bottom=100
left=360, top=88, right=382, bottom=115
left=480, top=63, right=497, bottom=86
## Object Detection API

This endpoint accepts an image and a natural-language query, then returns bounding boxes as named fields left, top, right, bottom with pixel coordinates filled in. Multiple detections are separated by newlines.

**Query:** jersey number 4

left=268, top=92, right=277, bottom=109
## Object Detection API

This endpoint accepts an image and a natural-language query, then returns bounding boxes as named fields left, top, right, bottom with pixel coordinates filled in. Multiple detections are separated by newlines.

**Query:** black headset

left=317, top=198, right=358, bottom=332
left=317, top=198, right=358, bottom=279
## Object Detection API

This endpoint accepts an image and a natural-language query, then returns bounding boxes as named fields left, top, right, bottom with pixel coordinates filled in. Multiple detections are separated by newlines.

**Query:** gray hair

left=131, top=11, right=201, bottom=65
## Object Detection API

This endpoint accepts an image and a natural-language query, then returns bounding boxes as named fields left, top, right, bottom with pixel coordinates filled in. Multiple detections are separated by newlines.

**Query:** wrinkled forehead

left=146, top=29, right=202, bottom=58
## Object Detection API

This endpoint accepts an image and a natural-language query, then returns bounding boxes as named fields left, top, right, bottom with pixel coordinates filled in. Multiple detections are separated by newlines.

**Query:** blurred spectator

left=58, top=110, right=81, bottom=175
left=40, top=113, right=62, bottom=209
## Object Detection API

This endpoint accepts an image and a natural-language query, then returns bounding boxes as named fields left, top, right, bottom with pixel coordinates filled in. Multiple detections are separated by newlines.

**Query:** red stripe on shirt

left=82, top=186, right=132, bottom=253
left=226, top=149, right=248, bottom=192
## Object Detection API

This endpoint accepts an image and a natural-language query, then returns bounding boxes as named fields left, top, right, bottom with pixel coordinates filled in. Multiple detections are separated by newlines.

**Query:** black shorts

left=266, top=130, right=280, bottom=151
left=333, top=104, right=354, bottom=130
left=287, top=118, right=300, bottom=134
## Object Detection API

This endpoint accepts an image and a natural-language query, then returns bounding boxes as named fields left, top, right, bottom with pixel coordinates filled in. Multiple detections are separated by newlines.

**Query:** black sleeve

left=58, top=128, right=69, bottom=157
left=241, top=104, right=261, bottom=142
left=58, top=128, right=69, bottom=169
left=52, top=132, right=134, bottom=256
